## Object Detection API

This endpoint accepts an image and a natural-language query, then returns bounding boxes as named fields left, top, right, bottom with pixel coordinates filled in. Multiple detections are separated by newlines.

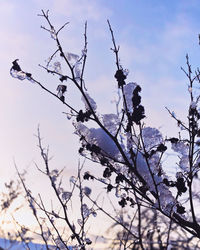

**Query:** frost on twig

left=10, top=59, right=35, bottom=83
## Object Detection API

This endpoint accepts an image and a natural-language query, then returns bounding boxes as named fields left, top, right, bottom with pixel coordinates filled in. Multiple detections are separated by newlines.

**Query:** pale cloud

left=52, top=0, right=112, bottom=22
left=32, top=0, right=112, bottom=23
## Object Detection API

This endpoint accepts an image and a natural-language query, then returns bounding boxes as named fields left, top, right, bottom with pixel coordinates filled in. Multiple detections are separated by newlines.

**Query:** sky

left=0, top=0, right=200, bottom=245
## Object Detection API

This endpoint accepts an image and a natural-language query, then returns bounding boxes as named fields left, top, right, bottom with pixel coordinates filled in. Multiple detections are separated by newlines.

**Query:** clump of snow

left=88, top=128, right=120, bottom=158
left=135, top=150, right=175, bottom=213
left=142, top=127, right=163, bottom=151
left=74, top=122, right=120, bottom=159
left=179, top=155, right=189, bottom=172
left=75, top=120, right=175, bottom=213
left=123, top=82, right=137, bottom=112
left=171, top=141, right=189, bottom=172
left=171, top=141, right=188, bottom=155
left=10, top=69, right=27, bottom=80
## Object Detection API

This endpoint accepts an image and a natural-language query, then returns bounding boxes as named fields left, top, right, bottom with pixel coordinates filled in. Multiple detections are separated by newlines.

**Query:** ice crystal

left=27, top=76, right=35, bottom=83
left=123, top=69, right=129, bottom=77
left=102, top=113, right=119, bottom=136
left=66, top=52, right=79, bottom=62
left=10, top=60, right=35, bottom=83
left=115, top=185, right=121, bottom=198
left=43, top=229, right=51, bottom=241
left=188, top=86, right=193, bottom=93
left=57, top=187, right=64, bottom=195
left=77, top=219, right=83, bottom=226
left=74, top=61, right=82, bottom=79
left=81, top=92, right=97, bottom=111
left=82, top=48, right=87, bottom=56
left=50, top=27, right=56, bottom=40
left=70, top=176, right=77, bottom=184
left=135, top=151, right=175, bottom=211
left=67, top=114, right=72, bottom=120
left=10, top=69, right=26, bottom=80
left=10, top=70, right=35, bottom=83
left=57, top=85, right=67, bottom=98
left=171, top=111, right=176, bottom=118
left=98, top=178, right=108, bottom=184
left=53, top=61, right=62, bottom=73
left=50, top=169, right=59, bottom=183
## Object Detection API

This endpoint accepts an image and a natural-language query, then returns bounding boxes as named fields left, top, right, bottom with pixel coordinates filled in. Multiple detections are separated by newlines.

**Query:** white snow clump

left=123, top=82, right=137, bottom=112
left=142, top=127, right=163, bottom=151
left=74, top=122, right=120, bottom=159
left=135, top=151, right=175, bottom=213
left=171, top=141, right=189, bottom=172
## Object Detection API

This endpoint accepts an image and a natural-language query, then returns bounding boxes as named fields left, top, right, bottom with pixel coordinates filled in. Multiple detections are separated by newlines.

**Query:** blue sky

left=0, top=0, right=200, bottom=241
